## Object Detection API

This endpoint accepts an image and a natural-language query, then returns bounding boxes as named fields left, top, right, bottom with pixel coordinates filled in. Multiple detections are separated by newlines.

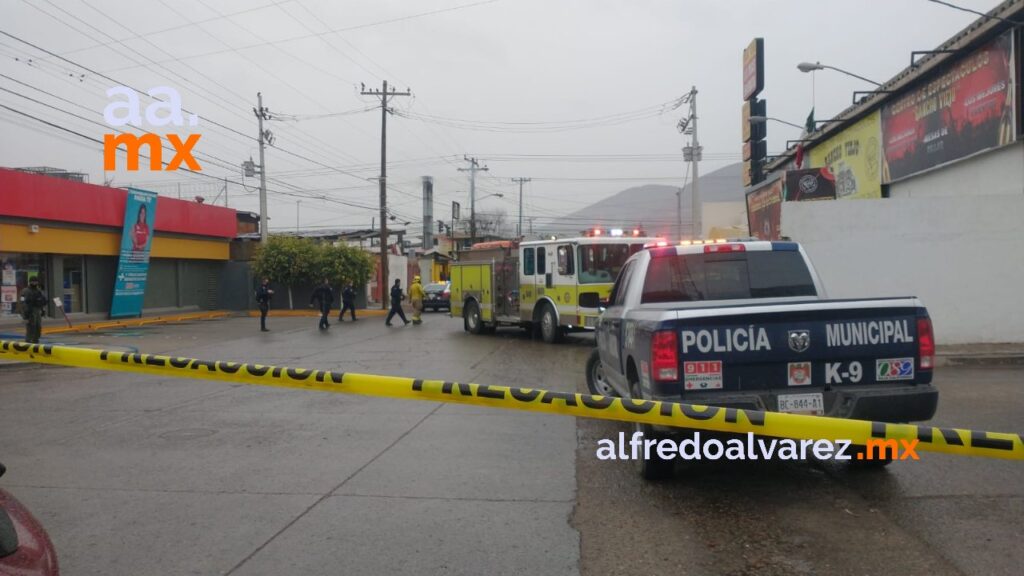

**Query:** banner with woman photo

left=110, top=188, right=157, bottom=318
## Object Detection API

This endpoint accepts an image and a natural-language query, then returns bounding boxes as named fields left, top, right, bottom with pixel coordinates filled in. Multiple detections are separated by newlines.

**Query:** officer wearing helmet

left=409, top=275, right=425, bottom=325
left=19, top=276, right=48, bottom=343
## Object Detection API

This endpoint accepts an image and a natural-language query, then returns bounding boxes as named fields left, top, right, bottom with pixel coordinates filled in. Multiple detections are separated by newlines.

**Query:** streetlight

left=797, top=62, right=881, bottom=86
left=750, top=115, right=804, bottom=130
left=473, top=193, right=504, bottom=238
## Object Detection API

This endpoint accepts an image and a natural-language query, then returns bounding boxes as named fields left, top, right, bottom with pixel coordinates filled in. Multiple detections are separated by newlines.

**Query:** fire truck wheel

left=539, top=304, right=562, bottom=344
left=464, top=300, right=484, bottom=334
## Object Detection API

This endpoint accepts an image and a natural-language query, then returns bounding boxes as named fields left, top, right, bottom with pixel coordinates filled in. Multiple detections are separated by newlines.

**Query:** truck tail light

left=651, top=330, right=679, bottom=382
left=917, top=317, right=934, bottom=370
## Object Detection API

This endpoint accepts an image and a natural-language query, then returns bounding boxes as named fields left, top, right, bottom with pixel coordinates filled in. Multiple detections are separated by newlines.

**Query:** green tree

left=317, top=243, right=375, bottom=287
left=252, top=236, right=318, bottom=309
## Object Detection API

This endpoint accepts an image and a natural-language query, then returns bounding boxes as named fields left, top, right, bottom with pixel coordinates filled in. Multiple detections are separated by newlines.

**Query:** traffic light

left=438, top=220, right=444, bottom=234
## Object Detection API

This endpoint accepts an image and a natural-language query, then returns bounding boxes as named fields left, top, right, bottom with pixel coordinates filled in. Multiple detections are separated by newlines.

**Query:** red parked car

left=0, top=463, right=59, bottom=575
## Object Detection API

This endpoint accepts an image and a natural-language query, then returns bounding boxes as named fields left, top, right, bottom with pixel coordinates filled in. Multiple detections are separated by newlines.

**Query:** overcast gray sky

left=0, top=0, right=994, bottom=236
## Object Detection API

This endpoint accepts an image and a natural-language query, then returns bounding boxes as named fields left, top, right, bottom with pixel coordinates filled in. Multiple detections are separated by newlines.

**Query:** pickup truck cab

left=586, top=240, right=937, bottom=478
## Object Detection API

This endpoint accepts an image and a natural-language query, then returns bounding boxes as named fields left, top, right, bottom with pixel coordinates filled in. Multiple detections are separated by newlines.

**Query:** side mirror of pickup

left=579, top=292, right=607, bottom=309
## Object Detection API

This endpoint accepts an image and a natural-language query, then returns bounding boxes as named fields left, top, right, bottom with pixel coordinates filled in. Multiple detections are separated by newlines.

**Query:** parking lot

left=1, top=314, right=1021, bottom=575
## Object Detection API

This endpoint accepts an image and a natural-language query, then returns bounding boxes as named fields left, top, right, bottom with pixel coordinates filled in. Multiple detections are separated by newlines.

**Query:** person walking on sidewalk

left=409, top=275, right=425, bottom=325
left=310, top=278, right=335, bottom=330
left=339, top=283, right=357, bottom=322
left=18, top=276, right=47, bottom=344
left=385, top=278, right=409, bottom=326
left=255, top=277, right=274, bottom=332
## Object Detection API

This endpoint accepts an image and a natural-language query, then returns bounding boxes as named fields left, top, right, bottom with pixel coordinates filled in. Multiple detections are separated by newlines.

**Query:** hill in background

left=535, top=162, right=743, bottom=238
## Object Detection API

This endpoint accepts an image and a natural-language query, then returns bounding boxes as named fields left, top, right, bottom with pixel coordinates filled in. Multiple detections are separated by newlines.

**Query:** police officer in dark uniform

left=255, top=277, right=274, bottom=332
left=385, top=278, right=409, bottom=327
left=339, top=283, right=357, bottom=322
left=19, top=276, right=47, bottom=344
left=310, top=278, right=335, bottom=330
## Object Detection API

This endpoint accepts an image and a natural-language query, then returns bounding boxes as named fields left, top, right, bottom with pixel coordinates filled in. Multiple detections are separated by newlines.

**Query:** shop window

left=1, top=253, right=47, bottom=317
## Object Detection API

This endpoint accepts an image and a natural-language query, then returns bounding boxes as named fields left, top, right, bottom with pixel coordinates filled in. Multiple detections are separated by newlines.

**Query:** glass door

left=62, top=256, right=84, bottom=313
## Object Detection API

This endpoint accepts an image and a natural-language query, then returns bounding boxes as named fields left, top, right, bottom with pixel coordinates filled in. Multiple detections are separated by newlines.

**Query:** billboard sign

left=809, top=110, right=882, bottom=199
left=743, top=38, right=765, bottom=100
left=110, top=188, right=157, bottom=318
left=881, top=32, right=1016, bottom=182
left=785, top=168, right=837, bottom=201
left=746, top=178, right=783, bottom=240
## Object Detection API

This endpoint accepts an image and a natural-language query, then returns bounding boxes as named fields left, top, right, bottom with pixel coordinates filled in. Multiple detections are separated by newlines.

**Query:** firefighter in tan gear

left=410, top=275, right=425, bottom=325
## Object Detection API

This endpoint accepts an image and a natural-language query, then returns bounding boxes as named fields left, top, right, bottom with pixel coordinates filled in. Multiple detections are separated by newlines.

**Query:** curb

left=936, top=354, right=1024, bottom=367
left=42, top=311, right=231, bottom=335
left=247, top=309, right=389, bottom=318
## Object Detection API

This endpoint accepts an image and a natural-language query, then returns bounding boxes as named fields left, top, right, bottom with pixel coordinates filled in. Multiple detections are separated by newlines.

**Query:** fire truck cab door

left=552, top=243, right=577, bottom=318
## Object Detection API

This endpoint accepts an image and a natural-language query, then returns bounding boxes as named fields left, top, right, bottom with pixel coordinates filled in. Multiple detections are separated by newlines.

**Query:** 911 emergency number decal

left=684, top=361, right=723, bottom=390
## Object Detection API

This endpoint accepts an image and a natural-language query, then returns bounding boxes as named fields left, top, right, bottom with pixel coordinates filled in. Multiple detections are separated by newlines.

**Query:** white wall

left=889, top=142, right=1024, bottom=199
left=782, top=195, right=1024, bottom=344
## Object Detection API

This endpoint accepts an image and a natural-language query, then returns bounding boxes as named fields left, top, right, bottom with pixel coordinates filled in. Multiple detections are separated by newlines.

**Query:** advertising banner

left=746, top=178, right=783, bottom=240
left=881, top=32, right=1016, bottom=182
left=784, top=168, right=837, bottom=202
left=809, top=111, right=882, bottom=199
left=743, top=38, right=764, bottom=100
left=110, top=188, right=157, bottom=318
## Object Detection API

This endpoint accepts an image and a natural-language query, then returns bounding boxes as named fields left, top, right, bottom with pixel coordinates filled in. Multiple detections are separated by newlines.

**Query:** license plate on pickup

left=777, top=393, right=824, bottom=415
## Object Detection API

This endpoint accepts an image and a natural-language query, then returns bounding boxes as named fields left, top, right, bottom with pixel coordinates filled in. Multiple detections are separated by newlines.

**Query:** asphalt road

left=0, top=313, right=1020, bottom=575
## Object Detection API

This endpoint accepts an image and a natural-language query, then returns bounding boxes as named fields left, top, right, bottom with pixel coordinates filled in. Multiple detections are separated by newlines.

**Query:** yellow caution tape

left=2, top=340, right=1021, bottom=461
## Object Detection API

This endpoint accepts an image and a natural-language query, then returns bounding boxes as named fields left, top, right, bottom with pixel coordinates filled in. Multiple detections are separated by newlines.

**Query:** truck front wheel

left=539, top=303, right=562, bottom=344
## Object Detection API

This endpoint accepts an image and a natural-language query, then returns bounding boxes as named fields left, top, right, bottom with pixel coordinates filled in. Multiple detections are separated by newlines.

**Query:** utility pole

left=458, top=156, right=488, bottom=245
left=361, top=80, right=411, bottom=309
left=254, top=92, right=272, bottom=244
left=678, top=86, right=702, bottom=240
left=511, top=177, right=531, bottom=238
left=296, top=200, right=301, bottom=233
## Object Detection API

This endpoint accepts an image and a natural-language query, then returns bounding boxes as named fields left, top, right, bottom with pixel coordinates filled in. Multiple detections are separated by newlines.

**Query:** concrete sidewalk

left=936, top=343, right=1024, bottom=366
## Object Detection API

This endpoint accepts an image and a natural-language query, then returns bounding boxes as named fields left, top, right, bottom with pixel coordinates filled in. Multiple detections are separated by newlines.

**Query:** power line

left=0, top=103, right=393, bottom=216
left=0, top=29, right=254, bottom=143
left=2, top=29, right=417, bottom=207
left=57, top=1, right=294, bottom=57
left=101, top=0, right=503, bottom=73
left=923, top=0, right=1022, bottom=25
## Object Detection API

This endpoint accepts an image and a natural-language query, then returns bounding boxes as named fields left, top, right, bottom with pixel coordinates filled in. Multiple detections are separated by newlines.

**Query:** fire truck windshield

left=577, top=243, right=642, bottom=284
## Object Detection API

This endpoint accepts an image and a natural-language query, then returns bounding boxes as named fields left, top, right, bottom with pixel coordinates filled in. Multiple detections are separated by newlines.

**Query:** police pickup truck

left=582, top=240, right=937, bottom=479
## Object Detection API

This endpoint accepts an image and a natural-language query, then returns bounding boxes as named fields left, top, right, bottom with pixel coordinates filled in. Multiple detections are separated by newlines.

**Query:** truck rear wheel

left=539, top=304, right=562, bottom=344
left=464, top=300, right=483, bottom=335
left=631, top=380, right=674, bottom=481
